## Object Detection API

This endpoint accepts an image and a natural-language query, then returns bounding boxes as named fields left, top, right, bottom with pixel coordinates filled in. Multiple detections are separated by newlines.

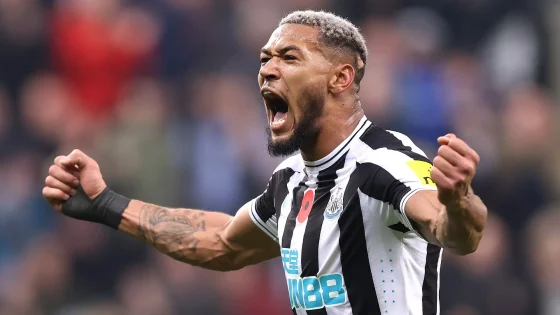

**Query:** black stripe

left=422, top=244, right=441, bottom=315
left=256, top=168, right=296, bottom=222
left=359, top=125, right=432, bottom=163
left=388, top=222, right=410, bottom=233
left=338, top=163, right=381, bottom=315
left=274, top=168, right=296, bottom=218
left=300, top=154, right=347, bottom=315
left=304, top=119, right=368, bottom=168
left=396, top=149, right=432, bottom=164
left=359, top=125, right=409, bottom=151
left=354, top=162, right=411, bottom=213
left=281, top=174, right=308, bottom=249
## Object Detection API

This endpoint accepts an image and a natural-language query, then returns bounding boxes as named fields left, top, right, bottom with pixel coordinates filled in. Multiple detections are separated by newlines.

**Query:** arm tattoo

left=136, top=204, right=207, bottom=264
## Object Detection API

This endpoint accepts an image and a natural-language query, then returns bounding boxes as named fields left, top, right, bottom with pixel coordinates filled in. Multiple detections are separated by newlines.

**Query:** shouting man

left=43, top=10, right=487, bottom=315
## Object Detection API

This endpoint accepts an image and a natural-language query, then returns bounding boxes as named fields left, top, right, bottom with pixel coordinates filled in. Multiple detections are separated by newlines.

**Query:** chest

left=275, top=166, right=371, bottom=262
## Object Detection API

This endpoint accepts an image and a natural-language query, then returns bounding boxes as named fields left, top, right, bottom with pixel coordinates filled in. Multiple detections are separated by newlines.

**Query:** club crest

left=324, top=187, right=344, bottom=220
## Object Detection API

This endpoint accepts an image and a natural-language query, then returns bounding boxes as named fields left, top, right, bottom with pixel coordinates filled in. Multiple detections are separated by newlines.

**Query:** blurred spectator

left=0, top=0, right=49, bottom=102
left=441, top=214, right=536, bottom=315
left=98, top=77, right=175, bottom=205
left=526, top=204, right=560, bottom=315
left=391, top=7, right=452, bottom=153
left=50, top=0, right=160, bottom=120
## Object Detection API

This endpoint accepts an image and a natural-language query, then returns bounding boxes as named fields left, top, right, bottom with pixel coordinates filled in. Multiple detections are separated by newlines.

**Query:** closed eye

left=284, top=55, right=297, bottom=61
left=260, top=57, right=271, bottom=65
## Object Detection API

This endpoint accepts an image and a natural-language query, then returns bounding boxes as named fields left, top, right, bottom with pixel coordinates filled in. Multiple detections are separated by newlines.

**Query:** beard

left=266, top=89, right=325, bottom=157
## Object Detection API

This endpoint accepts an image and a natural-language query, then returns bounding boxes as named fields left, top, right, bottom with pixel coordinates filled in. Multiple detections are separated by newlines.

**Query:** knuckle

left=48, top=165, right=57, bottom=174
left=473, top=154, right=481, bottom=165
left=54, top=155, right=64, bottom=164
left=460, top=162, right=475, bottom=174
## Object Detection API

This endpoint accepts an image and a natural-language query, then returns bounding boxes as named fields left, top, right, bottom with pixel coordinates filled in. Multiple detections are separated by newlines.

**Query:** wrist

left=91, top=188, right=131, bottom=229
left=444, top=187, right=475, bottom=212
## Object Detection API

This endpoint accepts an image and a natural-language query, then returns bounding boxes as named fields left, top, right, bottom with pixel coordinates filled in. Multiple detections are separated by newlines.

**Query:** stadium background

left=1, top=0, right=559, bottom=314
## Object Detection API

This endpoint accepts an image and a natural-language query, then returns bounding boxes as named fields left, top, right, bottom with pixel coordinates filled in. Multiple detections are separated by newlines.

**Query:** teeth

left=272, top=112, right=288, bottom=126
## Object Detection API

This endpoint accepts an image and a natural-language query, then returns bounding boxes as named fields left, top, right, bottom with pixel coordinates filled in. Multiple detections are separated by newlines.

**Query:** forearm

left=435, top=189, right=487, bottom=255
left=119, top=200, right=240, bottom=271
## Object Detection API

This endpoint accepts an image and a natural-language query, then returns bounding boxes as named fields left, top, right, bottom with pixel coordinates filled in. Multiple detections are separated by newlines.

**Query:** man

left=42, top=10, right=487, bottom=315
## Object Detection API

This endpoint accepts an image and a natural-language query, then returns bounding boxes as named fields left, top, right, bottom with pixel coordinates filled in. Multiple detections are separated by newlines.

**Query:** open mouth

left=262, top=90, right=290, bottom=131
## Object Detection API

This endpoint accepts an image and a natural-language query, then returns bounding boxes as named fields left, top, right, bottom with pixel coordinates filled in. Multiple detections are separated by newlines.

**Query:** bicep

left=220, top=202, right=280, bottom=267
left=405, top=190, right=443, bottom=246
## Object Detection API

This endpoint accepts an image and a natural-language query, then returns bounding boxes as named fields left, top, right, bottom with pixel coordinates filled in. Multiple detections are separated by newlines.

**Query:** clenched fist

left=431, top=134, right=480, bottom=206
left=43, top=149, right=106, bottom=210
left=42, top=150, right=129, bottom=229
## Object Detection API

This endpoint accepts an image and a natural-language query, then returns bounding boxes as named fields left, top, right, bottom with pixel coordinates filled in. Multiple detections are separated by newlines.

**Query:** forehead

left=262, top=24, right=321, bottom=53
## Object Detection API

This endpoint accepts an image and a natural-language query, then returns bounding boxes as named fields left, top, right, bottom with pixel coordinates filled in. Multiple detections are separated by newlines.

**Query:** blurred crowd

left=0, top=0, right=559, bottom=314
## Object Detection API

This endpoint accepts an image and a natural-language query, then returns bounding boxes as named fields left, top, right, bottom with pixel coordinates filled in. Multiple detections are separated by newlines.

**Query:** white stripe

left=402, top=230, right=429, bottom=315
left=358, top=190, right=422, bottom=314
left=319, top=153, right=355, bottom=315
left=276, top=170, right=305, bottom=314
left=287, top=173, right=311, bottom=314
left=436, top=248, right=443, bottom=315
left=386, top=130, right=429, bottom=158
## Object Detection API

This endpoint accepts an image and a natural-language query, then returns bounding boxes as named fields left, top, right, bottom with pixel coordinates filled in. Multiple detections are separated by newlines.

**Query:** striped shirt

left=249, top=116, right=442, bottom=315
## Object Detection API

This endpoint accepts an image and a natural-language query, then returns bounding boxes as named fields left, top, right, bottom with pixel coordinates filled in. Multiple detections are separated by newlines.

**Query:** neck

left=301, top=107, right=365, bottom=161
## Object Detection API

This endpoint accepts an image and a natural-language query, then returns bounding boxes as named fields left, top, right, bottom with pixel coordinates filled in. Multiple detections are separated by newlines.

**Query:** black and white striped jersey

left=249, top=116, right=442, bottom=315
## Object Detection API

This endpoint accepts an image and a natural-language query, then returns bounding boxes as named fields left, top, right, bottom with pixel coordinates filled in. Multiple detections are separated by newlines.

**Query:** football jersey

left=249, top=116, right=442, bottom=315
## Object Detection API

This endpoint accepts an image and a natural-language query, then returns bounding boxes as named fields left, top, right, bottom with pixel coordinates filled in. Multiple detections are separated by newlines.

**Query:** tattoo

left=137, top=204, right=207, bottom=264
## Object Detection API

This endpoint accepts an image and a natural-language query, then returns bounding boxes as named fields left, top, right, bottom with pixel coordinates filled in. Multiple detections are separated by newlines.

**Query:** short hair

left=279, top=10, right=368, bottom=88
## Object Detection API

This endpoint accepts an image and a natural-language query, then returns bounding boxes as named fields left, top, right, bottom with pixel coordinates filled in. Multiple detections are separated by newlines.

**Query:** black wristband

left=62, top=186, right=131, bottom=230
left=91, top=188, right=131, bottom=229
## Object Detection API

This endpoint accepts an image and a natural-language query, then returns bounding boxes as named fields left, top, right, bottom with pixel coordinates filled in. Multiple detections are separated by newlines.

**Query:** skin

left=42, top=24, right=487, bottom=272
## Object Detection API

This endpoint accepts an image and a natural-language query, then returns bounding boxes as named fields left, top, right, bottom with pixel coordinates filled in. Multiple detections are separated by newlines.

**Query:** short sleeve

left=248, top=178, right=279, bottom=243
left=367, top=151, right=437, bottom=231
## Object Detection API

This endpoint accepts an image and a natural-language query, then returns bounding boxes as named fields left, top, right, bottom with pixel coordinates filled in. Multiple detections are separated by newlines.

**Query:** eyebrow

left=261, top=45, right=302, bottom=55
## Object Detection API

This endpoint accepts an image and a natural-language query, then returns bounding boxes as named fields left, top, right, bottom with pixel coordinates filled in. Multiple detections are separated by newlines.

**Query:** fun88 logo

left=281, top=248, right=347, bottom=310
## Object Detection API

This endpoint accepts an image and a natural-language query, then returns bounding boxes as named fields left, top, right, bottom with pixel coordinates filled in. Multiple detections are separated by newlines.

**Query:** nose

left=259, top=59, right=280, bottom=82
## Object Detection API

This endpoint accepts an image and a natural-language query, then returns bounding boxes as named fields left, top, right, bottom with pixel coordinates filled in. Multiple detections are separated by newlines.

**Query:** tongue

left=273, top=111, right=287, bottom=122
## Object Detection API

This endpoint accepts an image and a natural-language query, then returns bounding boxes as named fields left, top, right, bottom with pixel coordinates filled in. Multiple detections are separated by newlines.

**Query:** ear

left=328, top=64, right=355, bottom=95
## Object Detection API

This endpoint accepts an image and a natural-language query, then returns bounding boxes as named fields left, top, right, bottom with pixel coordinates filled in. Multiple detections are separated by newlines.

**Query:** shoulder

left=272, top=154, right=304, bottom=174
left=352, top=125, right=431, bottom=166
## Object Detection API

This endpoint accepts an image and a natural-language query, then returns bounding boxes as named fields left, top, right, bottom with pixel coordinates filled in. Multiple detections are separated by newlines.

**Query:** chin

left=270, top=130, right=294, bottom=141
left=266, top=128, right=300, bottom=157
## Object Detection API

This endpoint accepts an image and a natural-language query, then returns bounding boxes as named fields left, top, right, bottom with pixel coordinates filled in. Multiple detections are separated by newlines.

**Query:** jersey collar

left=303, top=116, right=371, bottom=173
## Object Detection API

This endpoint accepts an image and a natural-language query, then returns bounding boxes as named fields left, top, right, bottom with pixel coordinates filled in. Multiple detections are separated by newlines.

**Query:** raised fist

left=431, top=134, right=480, bottom=205
left=43, top=149, right=107, bottom=212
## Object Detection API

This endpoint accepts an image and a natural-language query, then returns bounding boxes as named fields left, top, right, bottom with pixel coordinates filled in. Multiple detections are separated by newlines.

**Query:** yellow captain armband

left=406, top=160, right=436, bottom=187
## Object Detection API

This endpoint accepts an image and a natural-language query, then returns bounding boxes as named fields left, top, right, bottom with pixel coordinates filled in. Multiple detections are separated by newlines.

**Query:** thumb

left=437, top=133, right=456, bottom=145
left=60, top=149, right=89, bottom=170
